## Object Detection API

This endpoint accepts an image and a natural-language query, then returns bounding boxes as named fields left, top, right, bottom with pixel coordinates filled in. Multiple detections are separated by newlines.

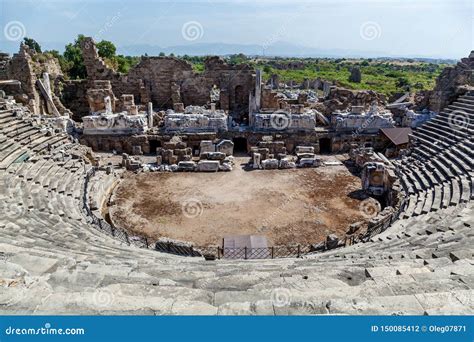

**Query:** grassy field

left=254, top=58, right=448, bottom=96
left=186, top=56, right=449, bottom=96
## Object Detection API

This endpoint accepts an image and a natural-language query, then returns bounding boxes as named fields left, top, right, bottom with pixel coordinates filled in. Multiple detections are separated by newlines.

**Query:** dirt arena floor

left=109, top=157, right=369, bottom=246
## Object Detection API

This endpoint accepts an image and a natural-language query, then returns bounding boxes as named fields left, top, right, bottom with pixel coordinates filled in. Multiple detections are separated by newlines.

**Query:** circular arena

left=0, top=43, right=473, bottom=315
left=110, top=158, right=366, bottom=247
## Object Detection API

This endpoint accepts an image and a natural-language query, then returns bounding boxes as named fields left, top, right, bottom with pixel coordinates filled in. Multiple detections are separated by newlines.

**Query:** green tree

left=229, top=53, right=248, bottom=64
left=23, top=37, right=42, bottom=53
left=63, top=34, right=87, bottom=79
left=96, top=40, right=116, bottom=59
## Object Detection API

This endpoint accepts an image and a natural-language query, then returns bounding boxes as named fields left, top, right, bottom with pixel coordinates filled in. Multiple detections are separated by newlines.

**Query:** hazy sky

left=1, top=0, right=472, bottom=58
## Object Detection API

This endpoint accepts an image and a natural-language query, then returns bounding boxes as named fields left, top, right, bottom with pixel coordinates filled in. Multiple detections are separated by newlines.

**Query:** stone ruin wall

left=0, top=44, right=71, bottom=116
left=427, top=52, right=474, bottom=112
left=76, top=37, right=255, bottom=122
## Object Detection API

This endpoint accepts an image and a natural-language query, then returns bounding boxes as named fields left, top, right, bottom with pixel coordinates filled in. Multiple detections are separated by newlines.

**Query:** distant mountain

left=117, top=41, right=390, bottom=58
left=0, top=39, right=459, bottom=62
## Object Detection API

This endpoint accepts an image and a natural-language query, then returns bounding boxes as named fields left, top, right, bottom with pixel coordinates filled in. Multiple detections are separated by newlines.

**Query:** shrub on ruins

left=23, top=37, right=42, bottom=53
left=228, top=53, right=248, bottom=64
left=115, top=55, right=140, bottom=73
left=96, top=40, right=116, bottom=59
left=63, top=34, right=88, bottom=79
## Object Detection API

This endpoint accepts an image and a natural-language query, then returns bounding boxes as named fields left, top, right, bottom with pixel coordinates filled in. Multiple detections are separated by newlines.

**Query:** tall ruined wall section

left=127, top=56, right=194, bottom=108
left=1, top=44, right=71, bottom=116
left=81, top=38, right=144, bottom=103
left=5, top=44, right=40, bottom=113
left=79, top=37, right=254, bottom=120
left=429, top=51, right=474, bottom=112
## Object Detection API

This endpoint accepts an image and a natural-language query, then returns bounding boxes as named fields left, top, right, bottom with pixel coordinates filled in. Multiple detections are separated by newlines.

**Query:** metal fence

left=82, top=167, right=150, bottom=249
left=82, top=166, right=407, bottom=260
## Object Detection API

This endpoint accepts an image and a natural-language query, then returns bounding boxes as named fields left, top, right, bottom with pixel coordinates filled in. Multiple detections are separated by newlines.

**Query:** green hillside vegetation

left=254, top=59, right=447, bottom=96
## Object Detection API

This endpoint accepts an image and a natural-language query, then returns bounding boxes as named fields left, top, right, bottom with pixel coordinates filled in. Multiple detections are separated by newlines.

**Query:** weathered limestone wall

left=428, top=51, right=474, bottom=112
left=60, top=80, right=90, bottom=121
left=80, top=38, right=255, bottom=121
left=1, top=44, right=72, bottom=116
left=5, top=45, right=40, bottom=113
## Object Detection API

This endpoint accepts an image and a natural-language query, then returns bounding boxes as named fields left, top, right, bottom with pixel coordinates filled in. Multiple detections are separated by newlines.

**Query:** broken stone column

left=171, top=82, right=182, bottom=104
left=104, top=96, right=113, bottom=114
left=253, top=153, right=261, bottom=169
left=148, top=102, right=153, bottom=127
left=43, top=73, right=52, bottom=98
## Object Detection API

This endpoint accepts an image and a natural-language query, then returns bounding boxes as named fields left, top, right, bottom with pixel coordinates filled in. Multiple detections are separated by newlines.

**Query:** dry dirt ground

left=110, top=157, right=369, bottom=246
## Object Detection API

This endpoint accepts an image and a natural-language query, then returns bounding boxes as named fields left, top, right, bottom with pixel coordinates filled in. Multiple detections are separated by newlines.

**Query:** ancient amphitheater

left=0, top=42, right=472, bottom=315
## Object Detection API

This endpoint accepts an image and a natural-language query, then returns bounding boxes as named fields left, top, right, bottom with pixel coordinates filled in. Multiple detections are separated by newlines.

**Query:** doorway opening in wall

left=232, top=137, right=248, bottom=156
left=149, top=140, right=161, bottom=154
left=319, top=138, right=332, bottom=154
left=233, top=85, right=249, bottom=125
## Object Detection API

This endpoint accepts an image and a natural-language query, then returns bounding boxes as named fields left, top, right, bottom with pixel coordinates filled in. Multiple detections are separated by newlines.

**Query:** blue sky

left=0, top=0, right=472, bottom=58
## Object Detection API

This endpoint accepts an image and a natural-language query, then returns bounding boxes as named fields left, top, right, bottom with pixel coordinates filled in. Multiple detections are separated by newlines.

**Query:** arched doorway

left=232, top=137, right=248, bottom=156
left=319, top=138, right=332, bottom=154
left=149, top=140, right=161, bottom=154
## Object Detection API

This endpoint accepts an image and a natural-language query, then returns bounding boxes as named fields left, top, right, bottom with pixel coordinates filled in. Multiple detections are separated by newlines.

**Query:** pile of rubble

left=250, top=142, right=321, bottom=170
left=122, top=139, right=235, bottom=173
left=349, top=146, right=398, bottom=197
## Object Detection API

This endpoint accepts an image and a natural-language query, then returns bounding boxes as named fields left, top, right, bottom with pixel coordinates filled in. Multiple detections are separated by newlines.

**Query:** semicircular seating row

left=0, top=98, right=472, bottom=315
